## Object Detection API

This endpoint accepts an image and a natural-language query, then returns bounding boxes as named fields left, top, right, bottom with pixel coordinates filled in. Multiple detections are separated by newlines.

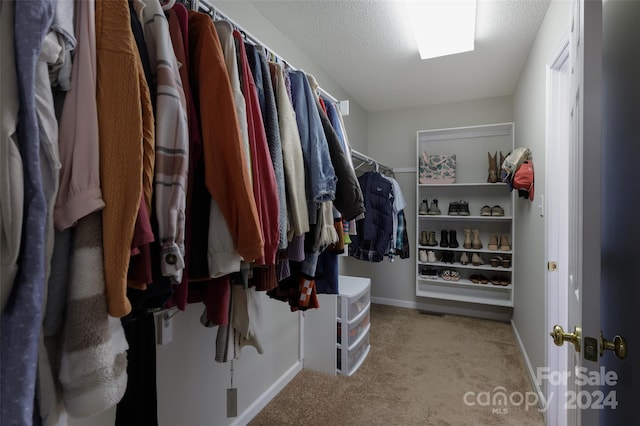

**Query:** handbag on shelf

left=419, top=152, right=456, bottom=184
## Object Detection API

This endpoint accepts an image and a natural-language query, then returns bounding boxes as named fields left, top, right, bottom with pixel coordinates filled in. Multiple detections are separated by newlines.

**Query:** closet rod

left=351, top=149, right=393, bottom=174
left=190, top=0, right=341, bottom=105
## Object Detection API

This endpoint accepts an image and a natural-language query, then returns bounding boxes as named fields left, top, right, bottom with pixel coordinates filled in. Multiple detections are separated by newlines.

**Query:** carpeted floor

left=250, top=304, right=545, bottom=426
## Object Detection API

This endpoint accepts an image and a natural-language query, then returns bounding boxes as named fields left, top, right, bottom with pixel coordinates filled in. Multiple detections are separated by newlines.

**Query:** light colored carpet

left=250, top=304, right=545, bottom=426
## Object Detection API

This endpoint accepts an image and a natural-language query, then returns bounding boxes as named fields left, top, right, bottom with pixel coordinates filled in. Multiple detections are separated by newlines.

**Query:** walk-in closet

left=2, top=0, right=637, bottom=425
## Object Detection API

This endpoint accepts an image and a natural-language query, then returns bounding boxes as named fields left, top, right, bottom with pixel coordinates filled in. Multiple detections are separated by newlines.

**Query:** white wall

left=338, top=0, right=571, bottom=388
left=211, top=1, right=369, bottom=152
left=511, top=0, right=570, bottom=392
left=69, top=297, right=301, bottom=426
left=341, top=96, right=513, bottom=317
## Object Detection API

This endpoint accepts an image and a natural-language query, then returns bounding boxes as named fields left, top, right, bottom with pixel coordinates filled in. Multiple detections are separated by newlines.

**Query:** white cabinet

left=336, top=276, right=370, bottom=376
left=415, top=123, right=515, bottom=308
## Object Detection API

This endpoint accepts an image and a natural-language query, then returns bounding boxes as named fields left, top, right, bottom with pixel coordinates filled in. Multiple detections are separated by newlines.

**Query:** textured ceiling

left=248, top=0, right=551, bottom=112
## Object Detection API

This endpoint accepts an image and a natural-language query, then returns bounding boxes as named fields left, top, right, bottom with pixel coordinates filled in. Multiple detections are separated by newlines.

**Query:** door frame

left=577, top=1, right=603, bottom=424
left=545, top=27, right=571, bottom=426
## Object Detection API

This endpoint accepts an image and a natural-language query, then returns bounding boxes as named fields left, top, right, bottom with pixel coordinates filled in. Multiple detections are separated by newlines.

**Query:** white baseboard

left=231, top=361, right=303, bottom=426
left=371, top=296, right=423, bottom=310
left=511, top=320, right=546, bottom=420
left=371, top=296, right=512, bottom=321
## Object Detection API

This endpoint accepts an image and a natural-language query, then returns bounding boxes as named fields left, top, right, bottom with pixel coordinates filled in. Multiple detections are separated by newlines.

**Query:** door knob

left=550, top=325, right=581, bottom=352
left=600, top=331, right=628, bottom=359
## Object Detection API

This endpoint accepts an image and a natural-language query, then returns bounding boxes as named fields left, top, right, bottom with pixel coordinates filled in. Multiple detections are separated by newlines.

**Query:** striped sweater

left=58, top=212, right=128, bottom=417
left=137, top=0, right=189, bottom=283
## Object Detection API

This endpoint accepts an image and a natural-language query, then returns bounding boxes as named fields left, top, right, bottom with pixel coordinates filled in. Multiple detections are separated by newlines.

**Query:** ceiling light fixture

left=404, top=0, right=477, bottom=60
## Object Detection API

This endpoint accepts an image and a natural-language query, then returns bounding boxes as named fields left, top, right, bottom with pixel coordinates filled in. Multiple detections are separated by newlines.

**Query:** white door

left=550, top=1, right=639, bottom=425
left=548, top=1, right=603, bottom=425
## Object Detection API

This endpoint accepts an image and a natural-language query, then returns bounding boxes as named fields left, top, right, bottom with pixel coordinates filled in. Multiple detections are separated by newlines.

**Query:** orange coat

left=188, top=12, right=263, bottom=262
left=96, top=0, right=155, bottom=317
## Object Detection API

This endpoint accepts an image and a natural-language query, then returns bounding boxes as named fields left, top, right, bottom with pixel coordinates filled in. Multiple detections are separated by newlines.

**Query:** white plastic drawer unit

left=337, top=276, right=370, bottom=322
left=337, top=275, right=371, bottom=376
left=337, top=308, right=370, bottom=346
left=337, top=331, right=370, bottom=376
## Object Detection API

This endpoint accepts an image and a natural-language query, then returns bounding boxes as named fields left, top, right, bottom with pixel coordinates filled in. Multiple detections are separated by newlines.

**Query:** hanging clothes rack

left=188, top=0, right=341, bottom=105
left=351, top=149, right=394, bottom=176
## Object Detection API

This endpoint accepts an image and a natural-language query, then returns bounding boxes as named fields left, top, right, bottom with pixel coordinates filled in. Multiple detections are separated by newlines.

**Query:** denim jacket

left=288, top=70, right=336, bottom=223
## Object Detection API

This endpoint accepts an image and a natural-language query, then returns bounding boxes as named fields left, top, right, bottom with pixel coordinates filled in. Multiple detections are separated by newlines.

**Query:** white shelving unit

left=415, top=123, right=515, bottom=309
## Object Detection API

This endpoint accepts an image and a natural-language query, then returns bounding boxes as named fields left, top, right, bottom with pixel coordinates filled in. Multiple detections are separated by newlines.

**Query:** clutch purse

left=419, top=153, right=456, bottom=184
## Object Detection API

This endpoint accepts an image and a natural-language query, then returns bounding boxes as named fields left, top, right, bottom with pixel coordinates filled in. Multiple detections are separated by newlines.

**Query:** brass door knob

left=600, top=332, right=628, bottom=359
left=550, top=325, right=582, bottom=353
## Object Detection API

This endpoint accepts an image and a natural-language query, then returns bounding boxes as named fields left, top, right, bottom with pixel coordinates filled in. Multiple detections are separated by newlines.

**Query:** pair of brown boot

left=487, top=234, right=511, bottom=251
left=462, top=229, right=482, bottom=249
left=487, top=151, right=510, bottom=183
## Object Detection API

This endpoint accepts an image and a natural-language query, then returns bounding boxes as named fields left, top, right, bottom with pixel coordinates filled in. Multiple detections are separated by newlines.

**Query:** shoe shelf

left=416, top=280, right=513, bottom=307
left=418, top=182, right=508, bottom=188
left=417, top=276, right=513, bottom=290
left=417, top=261, right=513, bottom=273
left=418, top=215, right=512, bottom=221
left=417, top=245, right=513, bottom=255
left=416, top=122, right=515, bottom=312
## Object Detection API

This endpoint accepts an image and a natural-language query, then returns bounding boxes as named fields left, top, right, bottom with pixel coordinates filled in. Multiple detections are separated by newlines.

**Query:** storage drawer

left=337, top=329, right=370, bottom=376
left=337, top=290, right=369, bottom=322
left=337, top=304, right=370, bottom=347
left=337, top=276, right=370, bottom=321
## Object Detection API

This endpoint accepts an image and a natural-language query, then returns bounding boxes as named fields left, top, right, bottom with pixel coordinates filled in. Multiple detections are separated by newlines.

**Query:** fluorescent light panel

left=404, top=0, right=477, bottom=60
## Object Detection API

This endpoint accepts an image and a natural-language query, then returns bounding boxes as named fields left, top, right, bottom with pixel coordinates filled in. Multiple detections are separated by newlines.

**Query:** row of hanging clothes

left=0, top=0, right=366, bottom=424
left=349, top=152, right=411, bottom=263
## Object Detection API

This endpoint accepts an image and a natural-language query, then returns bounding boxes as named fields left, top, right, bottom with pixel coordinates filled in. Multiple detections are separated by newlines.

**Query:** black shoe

left=425, top=267, right=439, bottom=278
left=449, top=230, right=459, bottom=248
left=448, top=202, right=459, bottom=216
left=439, top=230, right=449, bottom=247
left=458, top=201, right=470, bottom=216
left=441, top=251, right=455, bottom=264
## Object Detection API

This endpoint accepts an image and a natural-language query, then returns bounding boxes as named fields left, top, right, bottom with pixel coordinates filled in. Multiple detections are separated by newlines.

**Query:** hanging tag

left=153, top=310, right=175, bottom=345
left=227, top=359, right=237, bottom=417
left=226, top=388, right=238, bottom=418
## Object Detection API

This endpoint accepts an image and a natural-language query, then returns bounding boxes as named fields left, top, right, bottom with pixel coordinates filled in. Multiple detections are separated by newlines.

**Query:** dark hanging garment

left=349, top=171, right=394, bottom=262
left=115, top=314, right=158, bottom=426
left=115, top=9, right=161, bottom=426
left=316, top=102, right=364, bottom=222
left=315, top=250, right=339, bottom=294
left=398, top=211, right=411, bottom=259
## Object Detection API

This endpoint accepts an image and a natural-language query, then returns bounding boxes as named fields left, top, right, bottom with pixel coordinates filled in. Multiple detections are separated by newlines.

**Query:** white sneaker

left=427, top=251, right=437, bottom=263
left=419, top=250, right=428, bottom=262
